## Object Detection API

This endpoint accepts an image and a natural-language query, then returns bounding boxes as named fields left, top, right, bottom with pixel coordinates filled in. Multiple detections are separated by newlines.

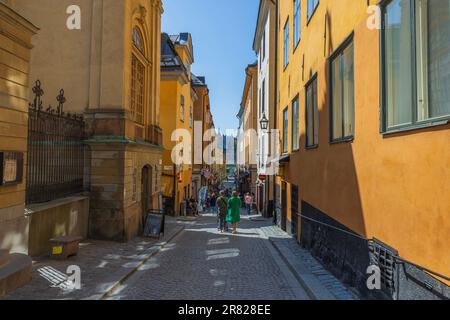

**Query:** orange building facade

left=160, top=33, right=196, bottom=216
left=275, top=0, right=449, bottom=299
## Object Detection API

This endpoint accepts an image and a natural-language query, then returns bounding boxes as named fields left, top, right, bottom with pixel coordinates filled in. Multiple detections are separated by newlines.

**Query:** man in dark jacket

left=216, top=190, right=229, bottom=233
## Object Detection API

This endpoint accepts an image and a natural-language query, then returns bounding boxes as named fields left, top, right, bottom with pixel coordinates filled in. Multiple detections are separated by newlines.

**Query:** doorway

left=281, top=181, right=287, bottom=232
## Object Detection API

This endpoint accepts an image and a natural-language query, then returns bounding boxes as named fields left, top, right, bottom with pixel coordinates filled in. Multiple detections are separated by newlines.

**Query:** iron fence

left=26, top=80, right=86, bottom=204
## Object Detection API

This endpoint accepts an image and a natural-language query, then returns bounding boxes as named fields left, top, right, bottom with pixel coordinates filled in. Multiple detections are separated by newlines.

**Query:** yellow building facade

left=237, top=62, right=258, bottom=194
left=0, top=2, right=38, bottom=254
left=276, top=0, right=449, bottom=299
left=7, top=0, right=164, bottom=241
left=160, top=33, right=196, bottom=215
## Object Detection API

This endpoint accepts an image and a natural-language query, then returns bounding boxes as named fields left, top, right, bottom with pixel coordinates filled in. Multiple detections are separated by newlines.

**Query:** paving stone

left=3, top=213, right=357, bottom=300
left=107, top=215, right=302, bottom=300
left=3, top=217, right=186, bottom=300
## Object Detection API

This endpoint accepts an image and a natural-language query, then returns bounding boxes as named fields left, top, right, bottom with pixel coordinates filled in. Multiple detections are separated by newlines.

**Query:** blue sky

left=162, top=0, right=260, bottom=132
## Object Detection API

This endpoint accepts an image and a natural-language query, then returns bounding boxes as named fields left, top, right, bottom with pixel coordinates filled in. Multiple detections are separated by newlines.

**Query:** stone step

left=0, top=253, right=32, bottom=298
left=0, top=250, right=9, bottom=268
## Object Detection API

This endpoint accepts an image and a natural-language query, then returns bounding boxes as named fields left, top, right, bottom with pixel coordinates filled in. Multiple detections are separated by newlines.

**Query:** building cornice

left=0, top=3, right=39, bottom=49
left=161, top=69, right=189, bottom=85
left=253, top=0, right=273, bottom=52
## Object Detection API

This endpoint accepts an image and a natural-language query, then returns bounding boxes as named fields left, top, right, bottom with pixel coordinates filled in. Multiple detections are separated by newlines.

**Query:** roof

left=170, top=33, right=189, bottom=45
left=169, top=32, right=195, bottom=64
left=191, top=73, right=207, bottom=87
left=161, top=33, right=185, bottom=72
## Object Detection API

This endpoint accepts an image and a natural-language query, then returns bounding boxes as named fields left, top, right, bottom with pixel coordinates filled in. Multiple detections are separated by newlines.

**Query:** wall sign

left=0, top=152, right=24, bottom=186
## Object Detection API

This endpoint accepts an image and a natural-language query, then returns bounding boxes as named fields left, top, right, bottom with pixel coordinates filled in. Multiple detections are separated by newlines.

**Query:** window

left=294, top=0, right=301, bottom=47
left=382, top=0, right=450, bottom=132
left=262, top=29, right=266, bottom=62
left=307, top=0, right=319, bottom=21
left=132, top=28, right=144, bottom=53
left=180, top=95, right=185, bottom=122
left=189, top=106, right=193, bottom=128
left=131, top=27, right=146, bottom=125
left=261, top=79, right=266, bottom=114
left=283, top=108, right=289, bottom=154
left=292, top=96, right=299, bottom=150
left=331, top=35, right=354, bottom=142
left=305, top=75, right=319, bottom=148
left=284, top=18, right=290, bottom=69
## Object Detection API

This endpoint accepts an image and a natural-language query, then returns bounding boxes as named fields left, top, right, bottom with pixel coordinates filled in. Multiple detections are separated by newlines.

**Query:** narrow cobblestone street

left=3, top=212, right=356, bottom=300
left=105, top=214, right=309, bottom=300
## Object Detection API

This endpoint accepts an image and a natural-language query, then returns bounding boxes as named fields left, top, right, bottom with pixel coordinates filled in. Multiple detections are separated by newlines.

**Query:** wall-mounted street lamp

left=260, top=113, right=269, bottom=130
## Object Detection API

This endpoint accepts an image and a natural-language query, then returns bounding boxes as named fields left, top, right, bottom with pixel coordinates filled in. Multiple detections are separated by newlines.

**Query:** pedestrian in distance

left=216, top=190, right=229, bottom=233
left=210, top=192, right=217, bottom=214
left=245, top=192, right=253, bottom=216
left=227, top=191, right=241, bottom=234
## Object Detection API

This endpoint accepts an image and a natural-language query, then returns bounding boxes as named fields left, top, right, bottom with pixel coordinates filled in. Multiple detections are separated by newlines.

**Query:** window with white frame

left=283, top=108, right=289, bottom=154
left=382, top=0, right=450, bottom=131
left=292, top=96, right=299, bottom=150
left=261, top=79, right=266, bottom=115
left=306, top=75, right=319, bottom=148
left=331, top=36, right=355, bottom=142
left=262, top=29, right=266, bottom=62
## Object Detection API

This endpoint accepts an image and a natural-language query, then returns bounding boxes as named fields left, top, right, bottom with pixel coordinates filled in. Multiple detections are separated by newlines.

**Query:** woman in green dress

left=227, top=191, right=241, bottom=234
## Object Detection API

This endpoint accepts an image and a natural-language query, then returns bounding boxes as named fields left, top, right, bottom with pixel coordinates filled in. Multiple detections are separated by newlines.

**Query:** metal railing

left=26, top=80, right=86, bottom=204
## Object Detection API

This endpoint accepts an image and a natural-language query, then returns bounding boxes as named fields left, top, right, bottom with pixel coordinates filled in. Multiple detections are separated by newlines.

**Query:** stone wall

left=300, top=201, right=450, bottom=300
left=27, top=196, right=89, bottom=257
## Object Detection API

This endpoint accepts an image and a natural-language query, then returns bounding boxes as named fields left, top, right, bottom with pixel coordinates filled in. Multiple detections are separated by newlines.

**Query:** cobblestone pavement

left=3, top=212, right=357, bottom=300
left=105, top=214, right=313, bottom=300
left=3, top=217, right=187, bottom=300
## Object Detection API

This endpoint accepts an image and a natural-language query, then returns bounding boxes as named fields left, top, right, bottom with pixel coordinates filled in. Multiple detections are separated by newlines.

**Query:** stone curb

left=96, top=225, right=185, bottom=300
left=268, top=238, right=335, bottom=300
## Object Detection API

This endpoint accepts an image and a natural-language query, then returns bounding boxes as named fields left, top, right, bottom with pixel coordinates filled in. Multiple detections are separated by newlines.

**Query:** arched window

left=131, top=27, right=146, bottom=125
left=132, top=27, right=144, bottom=54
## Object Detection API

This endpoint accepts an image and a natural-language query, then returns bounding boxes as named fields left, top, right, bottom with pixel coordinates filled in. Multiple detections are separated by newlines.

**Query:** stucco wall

left=276, top=0, right=450, bottom=291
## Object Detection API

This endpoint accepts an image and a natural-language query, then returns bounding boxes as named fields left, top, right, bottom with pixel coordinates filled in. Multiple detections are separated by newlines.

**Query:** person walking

left=210, top=192, right=217, bottom=214
left=244, top=193, right=253, bottom=216
left=216, top=190, right=228, bottom=233
left=227, top=191, right=241, bottom=234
